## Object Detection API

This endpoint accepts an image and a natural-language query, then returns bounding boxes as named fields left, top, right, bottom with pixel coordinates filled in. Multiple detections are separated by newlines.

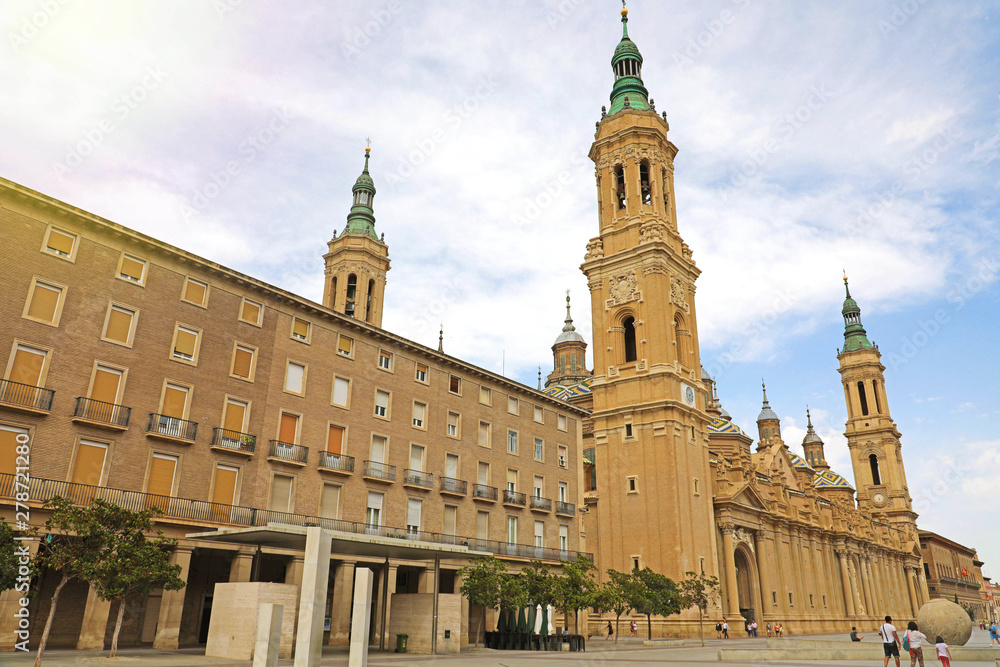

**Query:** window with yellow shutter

left=291, top=318, right=310, bottom=342
left=337, top=334, right=353, bottom=356
left=7, top=344, right=47, bottom=387
left=71, top=440, right=108, bottom=486
left=172, top=325, right=199, bottom=363
left=44, top=227, right=76, bottom=258
left=145, top=453, right=177, bottom=509
left=103, top=304, right=136, bottom=346
left=240, top=298, right=262, bottom=325
left=222, top=399, right=248, bottom=434
left=118, top=254, right=147, bottom=284
left=231, top=345, right=254, bottom=380
left=24, top=280, right=64, bottom=325
left=0, top=426, right=29, bottom=477
left=160, top=384, right=188, bottom=419
left=278, top=412, right=298, bottom=444
left=90, top=366, right=123, bottom=405
left=182, top=278, right=208, bottom=306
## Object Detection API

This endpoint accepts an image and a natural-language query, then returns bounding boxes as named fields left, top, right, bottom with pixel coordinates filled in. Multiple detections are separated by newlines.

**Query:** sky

left=1, top=0, right=998, bottom=578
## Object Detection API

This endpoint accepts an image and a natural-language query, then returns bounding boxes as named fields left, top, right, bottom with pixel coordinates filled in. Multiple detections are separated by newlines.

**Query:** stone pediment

left=729, top=482, right=769, bottom=511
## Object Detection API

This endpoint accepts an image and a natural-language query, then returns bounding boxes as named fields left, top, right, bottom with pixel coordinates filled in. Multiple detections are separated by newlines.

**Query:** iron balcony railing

left=403, top=469, right=433, bottom=488
left=555, top=501, right=576, bottom=516
left=74, top=397, right=131, bottom=427
left=363, top=460, right=396, bottom=482
left=0, top=379, right=54, bottom=412
left=211, top=428, right=256, bottom=454
left=319, top=453, right=355, bottom=473
left=0, top=473, right=594, bottom=563
left=267, top=440, right=308, bottom=464
left=472, top=484, right=498, bottom=501
left=440, top=477, right=467, bottom=495
left=147, top=413, right=198, bottom=441
left=503, top=490, right=526, bottom=507
left=529, top=495, right=552, bottom=511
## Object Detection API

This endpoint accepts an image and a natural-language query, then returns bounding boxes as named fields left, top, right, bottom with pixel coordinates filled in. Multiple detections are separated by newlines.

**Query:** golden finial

left=621, top=0, right=628, bottom=17
left=365, top=136, right=371, bottom=154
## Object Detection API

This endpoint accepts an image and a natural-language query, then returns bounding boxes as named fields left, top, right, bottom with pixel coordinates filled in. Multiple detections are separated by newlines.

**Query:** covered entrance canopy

left=187, top=523, right=490, bottom=663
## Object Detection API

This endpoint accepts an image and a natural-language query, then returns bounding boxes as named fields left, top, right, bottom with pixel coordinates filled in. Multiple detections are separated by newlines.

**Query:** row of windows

left=0, top=424, right=570, bottom=548
left=20, top=276, right=572, bottom=433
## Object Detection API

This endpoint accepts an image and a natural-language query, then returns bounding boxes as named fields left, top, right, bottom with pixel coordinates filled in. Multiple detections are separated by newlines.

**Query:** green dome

left=842, top=296, right=859, bottom=317
left=613, top=37, right=642, bottom=64
left=607, top=10, right=650, bottom=115
left=840, top=278, right=873, bottom=352
left=342, top=148, right=379, bottom=241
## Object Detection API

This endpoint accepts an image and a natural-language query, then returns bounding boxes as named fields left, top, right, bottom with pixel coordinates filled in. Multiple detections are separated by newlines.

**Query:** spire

left=607, top=2, right=651, bottom=115
left=840, top=275, right=873, bottom=353
left=801, top=407, right=829, bottom=470
left=343, top=144, right=380, bottom=241
left=757, top=381, right=779, bottom=422
left=438, top=324, right=444, bottom=353
left=538, top=366, right=542, bottom=390
left=554, top=290, right=585, bottom=345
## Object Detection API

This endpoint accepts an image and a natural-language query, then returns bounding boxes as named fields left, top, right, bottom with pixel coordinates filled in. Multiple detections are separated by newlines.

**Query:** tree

left=82, top=501, right=185, bottom=657
left=32, top=497, right=185, bottom=664
left=553, top=555, right=598, bottom=634
left=679, top=570, right=721, bottom=647
left=458, top=556, right=508, bottom=647
left=521, top=560, right=558, bottom=633
left=594, top=569, right=633, bottom=643
left=0, top=518, right=18, bottom=592
left=627, top=567, right=684, bottom=640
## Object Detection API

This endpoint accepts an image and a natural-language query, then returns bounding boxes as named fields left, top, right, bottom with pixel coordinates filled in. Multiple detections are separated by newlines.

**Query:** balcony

left=362, top=460, right=396, bottom=484
left=556, top=501, right=576, bottom=516
left=403, top=469, right=433, bottom=490
left=439, top=477, right=467, bottom=497
left=73, top=397, right=131, bottom=430
left=267, top=440, right=308, bottom=467
left=318, top=453, right=355, bottom=475
left=472, top=484, right=498, bottom=502
left=0, top=472, right=595, bottom=564
left=146, top=413, right=197, bottom=443
left=502, top=489, right=526, bottom=508
left=0, top=379, right=54, bottom=414
left=529, top=495, right=552, bottom=512
left=210, top=428, right=256, bottom=456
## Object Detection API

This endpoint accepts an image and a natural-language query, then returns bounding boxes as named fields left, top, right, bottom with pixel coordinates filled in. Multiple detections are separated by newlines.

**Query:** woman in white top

left=904, top=621, right=928, bottom=667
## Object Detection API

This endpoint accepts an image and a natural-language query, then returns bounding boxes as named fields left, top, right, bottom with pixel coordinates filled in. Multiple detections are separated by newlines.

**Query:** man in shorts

left=879, top=615, right=901, bottom=667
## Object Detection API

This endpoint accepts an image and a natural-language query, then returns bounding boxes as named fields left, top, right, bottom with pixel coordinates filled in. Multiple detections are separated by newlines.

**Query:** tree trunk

left=34, top=572, right=69, bottom=667
left=698, top=606, right=705, bottom=647
left=646, top=613, right=652, bottom=640
left=109, top=598, right=126, bottom=658
left=614, top=614, right=620, bottom=644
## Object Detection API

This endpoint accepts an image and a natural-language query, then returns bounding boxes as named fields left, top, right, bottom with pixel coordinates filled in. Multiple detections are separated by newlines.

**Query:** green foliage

left=593, top=569, right=634, bottom=642
left=521, top=560, right=558, bottom=607
left=553, top=555, right=598, bottom=633
left=627, top=567, right=683, bottom=639
left=679, top=571, right=720, bottom=646
left=0, top=518, right=18, bottom=592
left=458, top=556, right=509, bottom=647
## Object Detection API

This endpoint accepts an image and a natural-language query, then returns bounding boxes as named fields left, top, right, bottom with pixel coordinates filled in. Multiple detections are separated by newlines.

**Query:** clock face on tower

left=681, top=383, right=696, bottom=406
left=872, top=492, right=886, bottom=506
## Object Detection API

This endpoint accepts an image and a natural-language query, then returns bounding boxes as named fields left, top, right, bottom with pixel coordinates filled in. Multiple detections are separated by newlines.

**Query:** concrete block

left=205, top=582, right=298, bottom=661
left=253, top=603, right=283, bottom=667
left=349, top=567, right=374, bottom=667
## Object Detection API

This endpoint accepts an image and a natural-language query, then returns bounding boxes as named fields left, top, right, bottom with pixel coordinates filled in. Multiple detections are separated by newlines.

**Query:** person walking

left=751, top=621, right=758, bottom=637
left=606, top=621, right=613, bottom=641
left=904, top=620, right=928, bottom=667
left=880, top=615, right=901, bottom=667
left=934, top=635, right=950, bottom=667
left=989, top=621, right=999, bottom=646
left=629, top=621, right=637, bottom=637
left=722, top=620, right=729, bottom=638
left=715, top=621, right=722, bottom=639
left=766, top=622, right=772, bottom=637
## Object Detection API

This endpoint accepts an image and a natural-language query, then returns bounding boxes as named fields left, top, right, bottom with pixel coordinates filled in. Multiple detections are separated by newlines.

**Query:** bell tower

left=323, top=145, right=390, bottom=327
left=837, top=277, right=916, bottom=529
left=582, top=5, right=716, bottom=583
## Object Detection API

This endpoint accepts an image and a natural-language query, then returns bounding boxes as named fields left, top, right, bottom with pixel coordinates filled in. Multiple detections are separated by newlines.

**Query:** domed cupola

left=841, top=275, right=873, bottom=352
left=608, top=4, right=651, bottom=115
left=756, top=382, right=781, bottom=448
left=801, top=408, right=829, bottom=470
left=546, top=292, right=591, bottom=388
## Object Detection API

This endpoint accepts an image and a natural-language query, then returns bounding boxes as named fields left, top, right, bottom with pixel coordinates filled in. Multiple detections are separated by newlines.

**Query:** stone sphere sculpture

left=915, top=598, right=972, bottom=646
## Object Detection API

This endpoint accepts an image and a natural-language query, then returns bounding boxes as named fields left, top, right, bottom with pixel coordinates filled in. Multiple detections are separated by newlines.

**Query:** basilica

left=540, top=5, right=929, bottom=635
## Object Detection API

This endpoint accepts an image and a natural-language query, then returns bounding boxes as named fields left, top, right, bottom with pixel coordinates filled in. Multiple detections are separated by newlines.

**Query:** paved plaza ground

left=5, top=628, right=998, bottom=666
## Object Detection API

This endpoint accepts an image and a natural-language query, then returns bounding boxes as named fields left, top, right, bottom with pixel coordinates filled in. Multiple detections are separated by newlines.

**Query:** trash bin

left=395, top=634, right=408, bottom=653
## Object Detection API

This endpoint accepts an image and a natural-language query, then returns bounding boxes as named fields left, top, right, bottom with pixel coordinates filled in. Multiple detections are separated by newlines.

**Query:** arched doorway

left=734, top=548, right=757, bottom=625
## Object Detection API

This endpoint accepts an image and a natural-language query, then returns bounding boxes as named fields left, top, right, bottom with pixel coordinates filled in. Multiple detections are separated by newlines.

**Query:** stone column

left=373, top=563, right=398, bottom=650
left=455, top=569, right=471, bottom=643
left=788, top=528, right=805, bottom=612
left=154, top=545, right=194, bottom=649
left=775, top=523, right=793, bottom=615
left=863, top=558, right=878, bottom=620
left=720, top=524, right=741, bottom=618
left=800, top=531, right=817, bottom=614
left=836, top=548, right=856, bottom=617
left=329, top=561, right=356, bottom=646
left=229, top=547, right=256, bottom=583
left=293, top=526, right=332, bottom=667
left=858, top=554, right=873, bottom=618
left=76, top=584, right=113, bottom=650
left=905, top=566, right=919, bottom=617
left=755, top=530, right=772, bottom=619
left=869, top=551, right=884, bottom=612
left=286, top=556, right=306, bottom=586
